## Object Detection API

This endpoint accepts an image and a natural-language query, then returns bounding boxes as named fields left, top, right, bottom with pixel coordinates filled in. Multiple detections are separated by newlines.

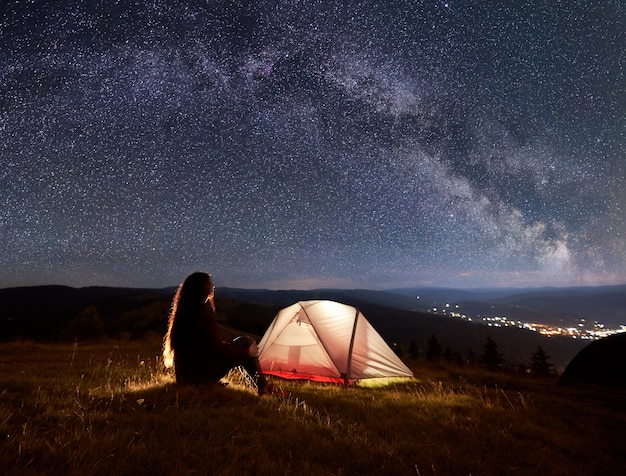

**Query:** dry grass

left=1, top=338, right=625, bottom=475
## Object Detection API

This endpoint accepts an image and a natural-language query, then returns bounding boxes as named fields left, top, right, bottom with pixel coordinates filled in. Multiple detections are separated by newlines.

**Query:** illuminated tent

left=258, top=300, right=414, bottom=384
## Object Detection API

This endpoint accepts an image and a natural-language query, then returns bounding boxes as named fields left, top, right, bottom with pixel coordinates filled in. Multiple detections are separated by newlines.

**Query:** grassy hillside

left=1, top=338, right=625, bottom=475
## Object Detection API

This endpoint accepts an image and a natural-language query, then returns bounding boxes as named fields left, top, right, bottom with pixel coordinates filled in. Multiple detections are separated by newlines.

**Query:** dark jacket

left=172, top=304, right=249, bottom=384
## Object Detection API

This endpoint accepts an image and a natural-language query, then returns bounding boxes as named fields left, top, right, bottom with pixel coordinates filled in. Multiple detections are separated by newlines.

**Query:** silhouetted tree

left=426, top=334, right=443, bottom=361
left=481, top=335, right=504, bottom=370
left=61, top=306, right=106, bottom=340
left=529, top=346, right=555, bottom=376
left=409, top=340, right=419, bottom=360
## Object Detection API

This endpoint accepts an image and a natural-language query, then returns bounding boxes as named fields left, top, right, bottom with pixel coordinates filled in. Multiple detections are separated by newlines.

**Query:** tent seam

left=345, top=307, right=360, bottom=385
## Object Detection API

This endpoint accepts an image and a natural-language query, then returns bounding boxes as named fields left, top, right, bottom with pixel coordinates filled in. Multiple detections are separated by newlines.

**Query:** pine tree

left=426, top=334, right=443, bottom=361
left=61, top=305, right=106, bottom=340
left=529, top=346, right=555, bottom=376
left=481, top=335, right=504, bottom=370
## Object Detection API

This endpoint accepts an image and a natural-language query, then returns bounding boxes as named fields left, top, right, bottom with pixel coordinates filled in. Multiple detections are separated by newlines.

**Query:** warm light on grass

left=355, top=376, right=416, bottom=388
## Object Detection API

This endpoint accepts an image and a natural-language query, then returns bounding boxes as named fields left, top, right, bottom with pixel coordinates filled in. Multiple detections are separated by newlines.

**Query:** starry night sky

left=1, top=0, right=625, bottom=290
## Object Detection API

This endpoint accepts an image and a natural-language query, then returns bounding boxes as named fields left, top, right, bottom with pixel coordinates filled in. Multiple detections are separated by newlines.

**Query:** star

left=1, top=0, right=624, bottom=289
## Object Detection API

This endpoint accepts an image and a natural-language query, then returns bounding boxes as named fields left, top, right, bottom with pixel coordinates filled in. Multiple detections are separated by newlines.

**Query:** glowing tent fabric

left=258, top=300, right=414, bottom=384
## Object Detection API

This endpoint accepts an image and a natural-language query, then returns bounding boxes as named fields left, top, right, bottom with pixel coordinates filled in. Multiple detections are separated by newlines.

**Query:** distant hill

left=0, top=285, right=175, bottom=341
left=387, top=285, right=626, bottom=328
left=224, top=284, right=626, bottom=330
left=0, top=285, right=280, bottom=343
left=2, top=284, right=607, bottom=371
left=217, top=287, right=589, bottom=371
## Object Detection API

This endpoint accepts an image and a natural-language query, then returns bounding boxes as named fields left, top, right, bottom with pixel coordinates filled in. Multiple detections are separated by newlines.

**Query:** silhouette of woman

left=163, top=272, right=269, bottom=393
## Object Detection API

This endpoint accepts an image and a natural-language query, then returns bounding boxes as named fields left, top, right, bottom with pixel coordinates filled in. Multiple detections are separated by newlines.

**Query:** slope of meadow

left=1, top=338, right=625, bottom=475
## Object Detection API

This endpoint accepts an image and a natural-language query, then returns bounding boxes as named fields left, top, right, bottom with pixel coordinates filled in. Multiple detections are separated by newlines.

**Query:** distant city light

left=422, top=303, right=620, bottom=340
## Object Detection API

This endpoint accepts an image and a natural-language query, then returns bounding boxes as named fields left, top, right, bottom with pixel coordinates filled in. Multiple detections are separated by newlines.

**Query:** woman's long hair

left=163, top=272, right=214, bottom=368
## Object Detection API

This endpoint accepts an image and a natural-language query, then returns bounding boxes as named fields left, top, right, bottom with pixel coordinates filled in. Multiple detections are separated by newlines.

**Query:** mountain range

left=3, top=284, right=625, bottom=371
left=387, top=285, right=626, bottom=328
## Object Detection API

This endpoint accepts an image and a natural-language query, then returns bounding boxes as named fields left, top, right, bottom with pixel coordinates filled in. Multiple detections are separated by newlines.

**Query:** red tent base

left=262, top=370, right=356, bottom=385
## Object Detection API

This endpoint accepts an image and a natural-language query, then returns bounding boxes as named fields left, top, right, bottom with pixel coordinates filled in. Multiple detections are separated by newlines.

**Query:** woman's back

left=171, top=304, right=216, bottom=384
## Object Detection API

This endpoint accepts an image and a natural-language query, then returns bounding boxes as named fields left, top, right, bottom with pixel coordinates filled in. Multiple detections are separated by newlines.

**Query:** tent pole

left=345, top=308, right=359, bottom=386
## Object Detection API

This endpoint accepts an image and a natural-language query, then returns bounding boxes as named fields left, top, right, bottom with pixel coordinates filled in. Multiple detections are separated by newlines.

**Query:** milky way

left=1, top=0, right=624, bottom=289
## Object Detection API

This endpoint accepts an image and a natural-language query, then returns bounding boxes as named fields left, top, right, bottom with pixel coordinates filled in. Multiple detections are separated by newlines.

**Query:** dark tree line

left=404, top=333, right=556, bottom=376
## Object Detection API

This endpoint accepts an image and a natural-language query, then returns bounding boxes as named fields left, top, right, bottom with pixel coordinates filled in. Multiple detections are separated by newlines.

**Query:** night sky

left=2, top=1, right=624, bottom=290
